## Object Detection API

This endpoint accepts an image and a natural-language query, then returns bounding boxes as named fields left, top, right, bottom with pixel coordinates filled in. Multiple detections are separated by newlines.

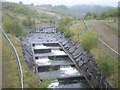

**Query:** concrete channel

left=21, top=24, right=112, bottom=88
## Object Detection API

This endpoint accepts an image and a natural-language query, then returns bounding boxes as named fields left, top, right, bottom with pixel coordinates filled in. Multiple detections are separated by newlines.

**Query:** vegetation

left=64, top=27, right=75, bottom=38
left=84, top=8, right=118, bottom=21
left=98, top=54, right=117, bottom=76
left=22, top=17, right=36, bottom=28
left=2, top=37, right=20, bottom=88
left=2, top=14, right=24, bottom=37
left=2, top=2, right=39, bottom=16
left=90, top=47, right=118, bottom=87
left=57, top=16, right=75, bottom=37
left=39, top=79, right=51, bottom=88
left=81, top=30, right=99, bottom=50
left=2, top=34, right=40, bottom=88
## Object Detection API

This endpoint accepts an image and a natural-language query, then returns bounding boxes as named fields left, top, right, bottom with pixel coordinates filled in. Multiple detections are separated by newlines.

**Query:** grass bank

left=67, top=20, right=118, bottom=87
left=2, top=33, right=40, bottom=88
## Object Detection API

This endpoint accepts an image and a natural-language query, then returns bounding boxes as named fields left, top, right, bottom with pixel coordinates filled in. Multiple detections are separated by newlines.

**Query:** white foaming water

left=60, top=66, right=80, bottom=76
left=34, top=44, right=47, bottom=49
left=48, top=80, right=59, bottom=88
left=51, top=49, right=66, bottom=55
left=36, top=57, right=51, bottom=65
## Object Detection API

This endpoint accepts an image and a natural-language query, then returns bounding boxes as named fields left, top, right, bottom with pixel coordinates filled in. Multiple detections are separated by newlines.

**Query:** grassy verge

left=2, top=36, right=20, bottom=88
left=90, top=47, right=118, bottom=87
left=69, top=20, right=118, bottom=87
left=2, top=33, right=40, bottom=88
left=85, top=20, right=116, bottom=47
left=69, top=21, right=86, bottom=42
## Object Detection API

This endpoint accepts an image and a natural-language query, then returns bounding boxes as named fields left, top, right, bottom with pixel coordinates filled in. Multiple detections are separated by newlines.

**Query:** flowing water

left=33, top=43, right=91, bottom=88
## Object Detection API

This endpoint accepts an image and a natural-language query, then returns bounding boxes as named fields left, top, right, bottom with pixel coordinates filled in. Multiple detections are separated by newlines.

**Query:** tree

left=84, top=12, right=92, bottom=19
left=19, top=1, right=23, bottom=4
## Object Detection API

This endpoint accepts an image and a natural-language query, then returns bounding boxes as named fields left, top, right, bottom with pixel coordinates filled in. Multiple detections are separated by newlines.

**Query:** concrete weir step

left=34, top=49, right=51, bottom=54
left=34, top=46, right=62, bottom=50
left=43, top=43, right=60, bottom=46
left=35, top=52, right=68, bottom=57
left=38, top=64, right=75, bottom=72
left=57, top=75, right=85, bottom=83
left=38, top=65, right=60, bottom=72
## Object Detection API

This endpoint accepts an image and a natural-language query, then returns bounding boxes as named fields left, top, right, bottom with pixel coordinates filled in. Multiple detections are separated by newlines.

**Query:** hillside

left=1, top=1, right=118, bottom=88
left=70, top=5, right=115, bottom=14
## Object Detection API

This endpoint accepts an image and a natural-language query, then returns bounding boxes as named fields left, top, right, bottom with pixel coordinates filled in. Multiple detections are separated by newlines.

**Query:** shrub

left=64, top=28, right=75, bottom=38
left=81, top=30, right=99, bottom=50
left=2, top=15, right=24, bottom=37
left=57, top=16, right=73, bottom=33
left=98, top=54, right=117, bottom=76
left=22, top=17, right=36, bottom=28
left=39, top=79, right=51, bottom=88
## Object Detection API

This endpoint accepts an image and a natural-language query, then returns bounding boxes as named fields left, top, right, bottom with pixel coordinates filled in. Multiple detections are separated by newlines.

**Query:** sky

left=4, top=0, right=120, bottom=7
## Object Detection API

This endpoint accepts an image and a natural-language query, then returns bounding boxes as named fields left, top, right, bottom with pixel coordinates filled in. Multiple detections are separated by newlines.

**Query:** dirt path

left=88, top=20, right=118, bottom=52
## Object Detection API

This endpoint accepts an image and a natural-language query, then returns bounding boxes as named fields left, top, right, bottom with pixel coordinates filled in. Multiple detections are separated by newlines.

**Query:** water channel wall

left=55, top=32, right=113, bottom=88
left=21, top=26, right=113, bottom=89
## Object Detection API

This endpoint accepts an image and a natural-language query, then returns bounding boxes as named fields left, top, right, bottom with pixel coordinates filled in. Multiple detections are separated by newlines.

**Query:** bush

left=22, top=17, right=36, bottom=28
left=39, top=79, right=51, bottom=88
left=81, top=30, right=99, bottom=50
left=64, top=28, right=75, bottom=38
left=98, top=54, right=117, bottom=76
left=2, top=15, right=24, bottom=37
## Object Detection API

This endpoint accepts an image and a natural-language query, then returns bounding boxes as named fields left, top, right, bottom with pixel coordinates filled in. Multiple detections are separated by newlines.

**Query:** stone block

left=89, top=76, right=99, bottom=88
left=68, top=46, right=76, bottom=54
left=78, top=60, right=84, bottom=67
left=73, top=50, right=84, bottom=59
left=72, top=47, right=83, bottom=57
left=80, top=64, right=88, bottom=72
left=85, top=70, right=92, bottom=80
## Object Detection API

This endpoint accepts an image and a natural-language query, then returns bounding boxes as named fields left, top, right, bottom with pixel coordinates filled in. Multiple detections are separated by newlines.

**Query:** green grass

left=98, top=54, right=117, bottom=76
left=68, top=21, right=86, bottom=42
left=90, top=46, right=118, bottom=88
left=68, top=20, right=118, bottom=88
left=2, top=2, right=39, bottom=16
left=2, top=37, right=20, bottom=88
left=39, top=78, right=51, bottom=88
left=99, top=19, right=115, bottom=23
left=80, top=30, right=99, bottom=50
left=2, top=33, right=40, bottom=88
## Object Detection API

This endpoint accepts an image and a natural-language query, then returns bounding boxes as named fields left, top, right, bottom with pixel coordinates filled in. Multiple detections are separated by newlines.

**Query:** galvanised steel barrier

left=0, top=27, right=23, bottom=89
left=82, top=19, right=120, bottom=59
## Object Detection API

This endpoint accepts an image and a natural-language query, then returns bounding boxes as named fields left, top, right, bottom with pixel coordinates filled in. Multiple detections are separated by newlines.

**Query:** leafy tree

left=84, top=12, right=92, bottom=19
left=19, top=1, right=23, bottom=4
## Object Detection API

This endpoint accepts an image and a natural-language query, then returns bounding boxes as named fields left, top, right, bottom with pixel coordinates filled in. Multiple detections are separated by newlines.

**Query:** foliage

left=81, top=30, right=99, bottom=50
left=22, top=17, right=36, bottom=28
left=84, top=8, right=118, bottom=20
left=98, top=54, right=118, bottom=76
left=57, top=16, right=75, bottom=37
left=39, top=79, right=51, bottom=88
left=64, top=28, right=75, bottom=38
left=57, top=16, right=73, bottom=33
left=2, top=38, right=20, bottom=88
left=2, top=14, right=24, bottom=37
left=58, top=16, right=73, bottom=27
left=2, top=33, right=40, bottom=88
left=2, top=2, right=39, bottom=16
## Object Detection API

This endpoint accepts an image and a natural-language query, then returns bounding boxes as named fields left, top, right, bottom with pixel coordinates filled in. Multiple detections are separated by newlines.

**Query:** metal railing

left=0, top=27, right=24, bottom=89
left=82, top=20, right=120, bottom=59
